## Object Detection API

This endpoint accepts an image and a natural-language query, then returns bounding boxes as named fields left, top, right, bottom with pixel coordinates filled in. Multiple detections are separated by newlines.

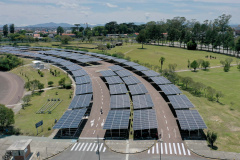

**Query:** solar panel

left=75, top=76, right=91, bottom=85
left=105, top=56, right=116, bottom=60
left=100, top=70, right=117, bottom=77
left=105, top=76, right=124, bottom=85
left=110, top=94, right=131, bottom=109
left=72, top=70, right=88, bottom=77
left=141, top=70, right=160, bottom=77
left=176, top=110, right=207, bottom=130
left=122, top=76, right=141, bottom=85
left=150, top=76, right=172, bottom=85
left=159, top=84, right=182, bottom=95
left=59, top=61, right=74, bottom=66
left=75, top=84, right=93, bottom=95
left=114, top=58, right=128, bottom=63
left=123, top=61, right=139, bottom=67
left=95, top=54, right=108, bottom=58
left=103, top=110, right=130, bottom=129
left=68, top=94, right=93, bottom=109
left=132, top=94, right=154, bottom=109
left=108, top=65, right=124, bottom=71
left=133, top=109, right=158, bottom=130
left=131, top=65, right=149, bottom=71
left=167, top=95, right=195, bottom=109
left=115, top=70, right=133, bottom=77
left=128, top=84, right=148, bottom=95
left=53, top=108, right=87, bottom=129
left=65, top=64, right=82, bottom=71
left=109, top=84, right=128, bottom=95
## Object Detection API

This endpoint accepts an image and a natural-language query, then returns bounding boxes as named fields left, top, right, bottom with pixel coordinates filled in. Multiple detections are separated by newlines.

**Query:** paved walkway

left=185, top=140, right=240, bottom=160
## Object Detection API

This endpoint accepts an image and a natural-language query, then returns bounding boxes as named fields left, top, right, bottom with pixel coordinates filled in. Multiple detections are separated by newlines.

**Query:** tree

left=0, top=104, right=15, bottom=128
left=235, top=38, right=240, bottom=56
left=38, top=83, right=44, bottom=91
left=9, top=24, right=15, bottom=33
left=168, top=63, right=177, bottom=72
left=22, top=95, right=31, bottom=109
left=206, top=86, right=216, bottom=101
left=0, top=54, right=22, bottom=71
left=48, top=81, right=54, bottom=86
left=215, top=91, right=223, bottom=103
left=3, top=24, right=8, bottom=37
left=54, top=35, right=61, bottom=42
left=181, top=76, right=193, bottom=89
left=98, top=44, right=107, bottom=53
left=207, top=131, right=218, bottom=148
left=57, top=26, right=64, bottom=35
left=202, top=61, right=210, bottom=70
left=220, top=58, right=233, bottom=72
left=59, top=77, right=66, bottom=87
left=136, top=29, right=147, bottom=49
left=187, top=40, right=197, bottom=50
left=159, top=57, right=165, bottom=71
left=191, top=60, right=198, bottom=72
left=61, top=35, right=72, bottom=44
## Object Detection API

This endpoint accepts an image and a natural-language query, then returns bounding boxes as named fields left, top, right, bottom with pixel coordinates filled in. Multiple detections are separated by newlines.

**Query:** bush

left=48, top=81, right=54, bottom=86
left=187, top=41, right=197, bottom=50
left=64, top=83, right=72, bottom=89
left=48, top=127, right=51, bottom=131
left=112, top=52, right=124, bottom=59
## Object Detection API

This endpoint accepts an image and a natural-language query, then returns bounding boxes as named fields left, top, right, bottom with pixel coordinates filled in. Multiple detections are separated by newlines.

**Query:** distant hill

left=26, top=22, right=75, bottom=28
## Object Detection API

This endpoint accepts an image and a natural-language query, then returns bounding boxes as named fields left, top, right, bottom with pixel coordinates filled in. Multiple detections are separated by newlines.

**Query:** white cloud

left=106, top=3, right=118, bottom=8
left=145, top=12, right=150, bottom=20
left=194, top=0, right=240, bottom=3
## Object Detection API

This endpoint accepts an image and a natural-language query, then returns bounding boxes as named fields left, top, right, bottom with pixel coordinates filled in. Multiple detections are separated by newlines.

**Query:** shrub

left=48, top=81, right=54, bottom=86
left=48, top=127, right=51, bottom=131
left=187, top=41, right=197, bottom=50
left=64, top=83, right=72, bottom=89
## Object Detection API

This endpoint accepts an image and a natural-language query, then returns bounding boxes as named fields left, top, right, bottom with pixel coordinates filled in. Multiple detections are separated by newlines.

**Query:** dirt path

left=0, top=72, right=24, bottom=105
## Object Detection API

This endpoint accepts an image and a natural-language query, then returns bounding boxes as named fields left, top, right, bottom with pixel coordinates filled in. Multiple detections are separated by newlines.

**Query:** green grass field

left=14, top=88, right=73, bottom=137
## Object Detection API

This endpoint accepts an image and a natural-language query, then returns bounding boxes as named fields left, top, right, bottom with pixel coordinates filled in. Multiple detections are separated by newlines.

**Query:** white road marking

left=99, top=143, right=103, bottom=151
left=102, top=95, right=103, bottom=97
left=90, top=143, right=96, bottom=151
left=187, top=149, right=191, bottom=155
left=167, top=127, right=169, bottom=131
left=94, top=144, right=99, bottom=152
left=98, top=117, right=100, bottom=121
left=182, top=143, right=186, bottom=155
left=71, top=143, right=77, bottom=151
left=102, top=102, right=103, bottom=105
left=152, top=146, right=154, bottom=154
left=148, top=149, right=150, bottom=154
left=156, top=143, right=159, bottom=154
left=96, top=124, right=98, bottom=127
left=103, top=147, right=106, bottom=152
left=161, top=143, right=163, bottom=154
left=168, top=134, right=171, bottom=138
left=169, top=143, right=172, bottom=154
left=164, top=115, right=166, bottom=118
left=164, top=143, right=168, bottom=154
left=93, top=130, right=95, bottom=134
left=173, top=143, right=177, bottom=155
left=82, top=143, right=88, bottom=151
left=87, top=143, right=92, bottom=151
left=165, top=120, right=167, bottom=124
left=79, top=143, right=85, bottom=151
left=177, top=143, right=181, bottom=155
left=75, top=143, right=81, bottom=151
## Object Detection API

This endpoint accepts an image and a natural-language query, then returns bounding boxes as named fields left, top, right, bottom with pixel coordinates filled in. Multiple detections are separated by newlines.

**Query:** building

left=6, top=139, right=32, bottom=160
left=62, top=33, right=76, bottom=37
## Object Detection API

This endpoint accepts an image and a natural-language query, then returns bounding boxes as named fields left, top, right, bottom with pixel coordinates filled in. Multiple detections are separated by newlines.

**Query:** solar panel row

left=109, top=84, right=128, bottom=95
left=159, top=84, right=182, bottom=95
left=133, top=109, right=158, bottom=130
left=75, top=76, right=91, bottom=85
left=167, top=95, right=195, bottom=109
left=105, top=76, right=124, bottom=85
left=110, top=94, right=131, bottom=109
left=132, top=94, right=154, bottom=109
left=128, top=84, right=148, bottom=95
left=68, top=94, right=93, bottom=109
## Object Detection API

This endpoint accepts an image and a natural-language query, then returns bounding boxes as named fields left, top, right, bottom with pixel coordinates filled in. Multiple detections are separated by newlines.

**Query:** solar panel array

left=150, top=76, right=172, bottom=85
left=110, top=95, right=131, bottom=109
left=108, top=65, right=124, bottom=71
left=75, top=84, right=93, bottom=95
left=53, top=108, right=87, bottom=129
left=100, top=70, right=117, bottom=77
left=132, top=94, right=154, bottom=109
left=167, top=95, right=195, bottom=109
left=176, top=110, right=207, bottom=130
left=131, top=65, right=149, bottom=71
left=105, top=76, right=124, bottom=85
left=68, top=94, right=93, bottom=109
left=141, top=70, right=160, bottom=77
left=122, top=76, right=141, bottom=85
left=65, top=64, right=82, bottom=71
left=159, top=84, right=182, bottom=95
left=123, top=61, right=139, bottom=67
left=103, top=110, right=130, bottom=130
left=109, top=84, right=128, bottom=95
left=72, top=70, right=88, bottom=77
left=128, top=84, right=148, bottom=95
left=133, top=109, right=158, bottom=130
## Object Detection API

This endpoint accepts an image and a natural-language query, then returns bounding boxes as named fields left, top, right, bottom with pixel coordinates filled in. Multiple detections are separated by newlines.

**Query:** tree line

left=0, top=54, right=23, bottom=71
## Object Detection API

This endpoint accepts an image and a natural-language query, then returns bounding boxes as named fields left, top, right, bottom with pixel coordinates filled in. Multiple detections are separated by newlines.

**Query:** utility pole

left=97, top=135, right=100, bottom=160
left=159, top=134, right=163, bottom=160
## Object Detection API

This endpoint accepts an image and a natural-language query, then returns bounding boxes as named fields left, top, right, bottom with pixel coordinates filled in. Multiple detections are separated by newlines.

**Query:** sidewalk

left=185, top=140, right=240, bottom=160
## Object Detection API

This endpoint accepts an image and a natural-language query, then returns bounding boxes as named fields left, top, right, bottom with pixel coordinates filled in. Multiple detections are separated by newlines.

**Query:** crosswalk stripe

left=173, top=143, right=177, bottom=155
left=152, top=146, right=154, bottom=154
left=156, top=143, right=159, bottom=154
left=161, top=143, right=163, bottom=154
left=164, top=143, right=168, bottom=154
left=148, top=149, right=150, bottom=154
left=75, top=143, right=81, bottom=151
left=87, top=143, right=92, bottom=151
left=94, top=144, right=99, bottom=152
left=79, top=143, right=85, bottom=151
left=71, top=143, right=77, bottom=151
left=177, top=143, right=181, bottom=155
left=82, top=143, right=88, bottom=151
left=91, top=143, right=96, bottom=151
left=169, top=143, right=172, bottom=154
left=99, top=143, right=103, bottom=152
left=103, top=147, right=106, bottom=152
left=182, top=143, right=186, bottom=155
left=187, top=149, right=191, bottom=156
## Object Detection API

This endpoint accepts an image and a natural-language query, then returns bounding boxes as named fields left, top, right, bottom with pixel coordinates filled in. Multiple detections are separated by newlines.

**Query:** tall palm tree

left=159, top=57, right=165, bottom=71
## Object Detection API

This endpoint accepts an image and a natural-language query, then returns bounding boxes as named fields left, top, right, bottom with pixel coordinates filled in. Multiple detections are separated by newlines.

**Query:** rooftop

left=7, top=139, right=32, bottom=151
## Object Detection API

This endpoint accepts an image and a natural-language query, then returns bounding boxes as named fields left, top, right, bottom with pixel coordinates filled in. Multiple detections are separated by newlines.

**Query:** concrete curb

left=43, top=143, right=73, bottom=160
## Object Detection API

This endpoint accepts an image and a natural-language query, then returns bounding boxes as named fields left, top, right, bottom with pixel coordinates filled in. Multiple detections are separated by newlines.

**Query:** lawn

left=178, top=66, right=240, bottom=153
left=14, top=88, right=73, bottom=137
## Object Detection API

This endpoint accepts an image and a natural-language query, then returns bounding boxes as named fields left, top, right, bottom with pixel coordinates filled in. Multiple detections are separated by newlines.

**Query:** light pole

left=97, top=135, right=100, bottom=160
left=158, top=134, right=163, bottom=160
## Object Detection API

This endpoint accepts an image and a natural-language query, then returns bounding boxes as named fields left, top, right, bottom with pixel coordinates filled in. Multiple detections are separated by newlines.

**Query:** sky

left=0, top=0, right=239, bottom=26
